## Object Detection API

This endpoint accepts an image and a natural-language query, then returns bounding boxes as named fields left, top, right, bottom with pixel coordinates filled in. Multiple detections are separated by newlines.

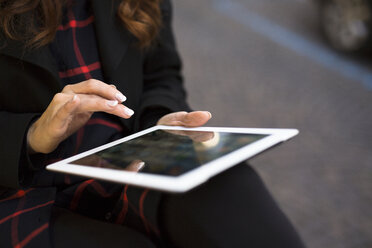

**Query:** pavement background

left=171, top=0, right=372, bottom=247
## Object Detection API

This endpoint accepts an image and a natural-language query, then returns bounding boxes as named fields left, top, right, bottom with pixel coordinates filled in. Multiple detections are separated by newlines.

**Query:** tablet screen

left=69, top=130, right=268, bottom=177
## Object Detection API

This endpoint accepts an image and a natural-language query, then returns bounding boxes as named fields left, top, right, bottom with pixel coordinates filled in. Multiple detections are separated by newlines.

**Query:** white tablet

left=46, top=126, right=298, bottom=193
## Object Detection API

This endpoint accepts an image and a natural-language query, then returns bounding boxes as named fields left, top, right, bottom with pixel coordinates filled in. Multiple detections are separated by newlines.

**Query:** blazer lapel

left=0, top=38, right=61, bottom=85
left=91, top=0, right=133, bottom=82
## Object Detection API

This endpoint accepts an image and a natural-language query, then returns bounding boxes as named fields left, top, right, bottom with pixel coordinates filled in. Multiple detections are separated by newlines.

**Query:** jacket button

left=105, top=212, right=112, bottom=220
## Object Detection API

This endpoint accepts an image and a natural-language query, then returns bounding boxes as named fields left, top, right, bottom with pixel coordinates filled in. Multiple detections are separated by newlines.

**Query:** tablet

left=46, top=126, right=298, bottom=193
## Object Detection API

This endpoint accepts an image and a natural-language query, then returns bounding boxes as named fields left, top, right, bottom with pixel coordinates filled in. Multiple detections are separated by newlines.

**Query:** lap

left=51, top=163, right=305, bottom=248
left=159, top=162, right=305, bottom=248
left=51, top=206, right=156, bottom=248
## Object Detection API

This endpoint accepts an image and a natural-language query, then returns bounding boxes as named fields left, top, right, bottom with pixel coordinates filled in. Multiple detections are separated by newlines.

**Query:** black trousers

left=51, top=163, right=305, bottom=248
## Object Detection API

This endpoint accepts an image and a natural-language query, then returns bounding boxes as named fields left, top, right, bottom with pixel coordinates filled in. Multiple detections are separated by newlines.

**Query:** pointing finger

left=62, top=79, right=127, bottom=103
left=73, top=94, right=134, bottom=119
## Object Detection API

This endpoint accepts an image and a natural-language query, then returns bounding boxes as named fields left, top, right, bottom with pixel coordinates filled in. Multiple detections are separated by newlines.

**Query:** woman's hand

left=27, top=79, right=134, bottom=154
left=157, top=111, right=213, bottom=142
left=157, top=111, right=212, bottom=127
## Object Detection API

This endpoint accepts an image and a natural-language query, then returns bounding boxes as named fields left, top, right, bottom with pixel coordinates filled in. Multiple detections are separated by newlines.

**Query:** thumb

left=157, top=111, right=212, bottom=127
left=157, top=111, right=188, bottom=126
left=178, top=111, right=212, bottom=127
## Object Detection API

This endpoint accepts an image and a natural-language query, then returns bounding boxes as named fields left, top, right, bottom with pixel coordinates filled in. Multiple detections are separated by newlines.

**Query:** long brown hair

left=0, top=0, right=162, bottom=49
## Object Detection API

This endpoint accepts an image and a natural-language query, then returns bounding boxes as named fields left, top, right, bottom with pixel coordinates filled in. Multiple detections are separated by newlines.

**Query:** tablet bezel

left=46, top=126, right=299, bottom=192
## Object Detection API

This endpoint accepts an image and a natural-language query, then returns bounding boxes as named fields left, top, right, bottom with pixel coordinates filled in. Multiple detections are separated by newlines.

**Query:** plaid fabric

left=0, top=1, right=161, bottom=247
left=0, top=188, right=55, bottom=248
left=48, top=0, right=124, bottom=164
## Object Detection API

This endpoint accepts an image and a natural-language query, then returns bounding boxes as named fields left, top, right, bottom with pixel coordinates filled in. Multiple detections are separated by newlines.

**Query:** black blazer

left=0, top=0, right=190, bottom=189
left=0, top=1, right=190, bottom=246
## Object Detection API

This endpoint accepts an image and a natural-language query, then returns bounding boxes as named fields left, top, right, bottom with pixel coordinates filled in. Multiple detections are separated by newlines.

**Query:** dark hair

left=0, top=0, right=162, bottom=49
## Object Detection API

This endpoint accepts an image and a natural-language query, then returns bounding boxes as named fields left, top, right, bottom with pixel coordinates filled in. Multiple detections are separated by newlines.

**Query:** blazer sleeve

left=0, top=112, right=40, bottom=189
left=0, top=53, right=57, bottom=189
left=137, top=0, right=192, bottom=130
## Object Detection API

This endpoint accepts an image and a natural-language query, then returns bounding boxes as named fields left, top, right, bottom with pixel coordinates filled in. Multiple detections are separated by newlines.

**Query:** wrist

left=26, top=125, right=38, bottom=154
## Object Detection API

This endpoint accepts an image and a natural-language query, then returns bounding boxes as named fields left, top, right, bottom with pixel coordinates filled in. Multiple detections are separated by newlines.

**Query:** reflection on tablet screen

left=70, top=130, right=267, bottom=177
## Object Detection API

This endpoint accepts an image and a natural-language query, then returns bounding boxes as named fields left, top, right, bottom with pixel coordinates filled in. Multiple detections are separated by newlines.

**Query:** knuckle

left=87, top=79, right=98, bottom=84
left=62, top=84, right=72, bottom=92
left=85, top=80, right=95, bottom=89
left=52, top=93, right=65, bottom=102
left=85, top=96, right=106, bottom=111
left=99, top=99, right=111, bottom=110
left=85, top=79, right=99, bottom=91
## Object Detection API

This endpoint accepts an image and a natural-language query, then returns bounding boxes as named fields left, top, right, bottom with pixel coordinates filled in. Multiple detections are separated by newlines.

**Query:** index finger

left=62, top=79, right=127, bottom=102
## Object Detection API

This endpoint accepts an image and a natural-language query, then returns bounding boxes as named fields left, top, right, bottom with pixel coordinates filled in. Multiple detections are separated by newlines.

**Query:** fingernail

left=115, top=92, right=127, bottom=102
left=107, top=100, right=118, bottom=107
left=137, top=162, right=145, bottom=170
left=124, top=107, right=134, bottom=116
left=207, top=111, right=212, bottom=118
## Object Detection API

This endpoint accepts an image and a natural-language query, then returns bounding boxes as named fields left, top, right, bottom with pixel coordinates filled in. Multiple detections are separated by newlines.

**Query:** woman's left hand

left=157, top=111, right=212, bottom=127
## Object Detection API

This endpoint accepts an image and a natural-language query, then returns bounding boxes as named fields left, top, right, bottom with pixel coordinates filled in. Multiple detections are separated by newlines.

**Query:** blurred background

left=171, top=0, right=372, bottom=247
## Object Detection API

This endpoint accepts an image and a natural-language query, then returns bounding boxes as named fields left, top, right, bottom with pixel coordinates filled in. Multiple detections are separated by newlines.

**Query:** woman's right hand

left=27, top=79, right=134, bottom=154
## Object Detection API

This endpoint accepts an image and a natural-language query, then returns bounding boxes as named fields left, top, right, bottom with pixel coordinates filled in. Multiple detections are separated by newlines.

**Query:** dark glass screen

left=69, top=130, right=267, bottom=177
